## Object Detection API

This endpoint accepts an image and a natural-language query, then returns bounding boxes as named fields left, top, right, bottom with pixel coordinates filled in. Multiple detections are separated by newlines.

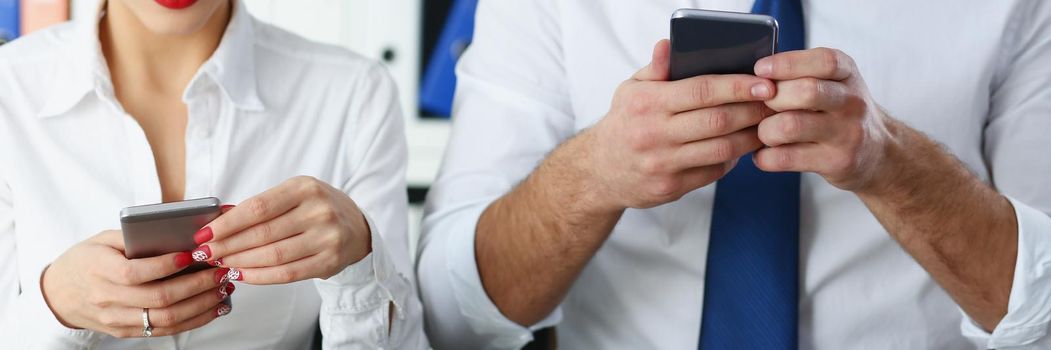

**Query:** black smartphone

left=121, top=197, right=221, bottom=278
left=669, top=9, right=778, bottom=81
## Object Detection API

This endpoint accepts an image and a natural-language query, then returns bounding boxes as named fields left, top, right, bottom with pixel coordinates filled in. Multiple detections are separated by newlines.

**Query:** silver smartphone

left=669, top=9, right=778, bottom=81
left=121, top=197, right=221, bottom=277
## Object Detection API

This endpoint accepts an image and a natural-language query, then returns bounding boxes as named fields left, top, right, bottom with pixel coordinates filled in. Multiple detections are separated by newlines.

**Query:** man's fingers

left=633, top=39, right=671, bottom=81
left=753, top=143, right=826, bottom=173
left=667, top=102, right=770, bottom=143
left=661, top=74, right=775, bottom=112
left=200, top=179, right=303, bottom=245
left=678, top=162, right=737, bottom=194
left=765, top=78, right=853, bottom=112
left=116, top=267, right=220, bottom=308
left=672, top=127, right=762, bottom=169
left=200, top=208, right=307, bottom=263
left=220, top=231, right=319, bottom=268
left=757, top=111, right=834, bottom=147
left=755, top=47, right=854, bottom=81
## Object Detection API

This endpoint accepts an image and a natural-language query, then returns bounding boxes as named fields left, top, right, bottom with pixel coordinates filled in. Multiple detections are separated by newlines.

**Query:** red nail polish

left=226, top=269, right=243, bottom=281
left=216, top=303, right=232, bottom=317
left=217, top=283, right=229, bottom=298
left=174, top=252, right=193, bottom=269
left=214, top=268, right=231, bottom=284
left=216, top=282, right=236, bottom=298
left=193, top=226, right=213, bottom=245
left=192, top=245, right=212, bottom=262
left=210, top=258, right=224, bottom=267
left=220, top=205, right=235, bottom=213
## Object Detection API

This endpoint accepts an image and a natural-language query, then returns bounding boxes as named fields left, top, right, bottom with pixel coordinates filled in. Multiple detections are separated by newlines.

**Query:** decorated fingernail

left=209, top=258, right=224, bottom=267
left=217, top=303, right=232, bottom=317
left=191, top=245, right=212, bottom=262
left=174, top=252, right=193, bottom=269
left=193, top=226, right=213, bottom=245
left=214, top=268, right=231, bottom=284
left=217, top=282, right=235, bottom=298
left=225, top=269, right=243, bottom=282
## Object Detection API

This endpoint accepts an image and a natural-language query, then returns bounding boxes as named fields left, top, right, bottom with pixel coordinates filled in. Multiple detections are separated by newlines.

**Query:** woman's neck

left=99, top=0, right=231, bottom=97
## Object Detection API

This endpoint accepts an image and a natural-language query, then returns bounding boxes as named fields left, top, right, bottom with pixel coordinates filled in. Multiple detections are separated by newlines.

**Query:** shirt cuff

left=315, top=212, right=398, bottom=312
left=443, top=202, right=562, bottom=349
left=960, top=197, right=1051, bottom=348
left=5, top=265, right=102, bottom=349
left=313, top=212, right=425, bottom=349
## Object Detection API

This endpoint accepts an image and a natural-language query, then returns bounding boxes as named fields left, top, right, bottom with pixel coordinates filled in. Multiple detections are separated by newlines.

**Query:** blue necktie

left=698, top=0, right=805, bottom=349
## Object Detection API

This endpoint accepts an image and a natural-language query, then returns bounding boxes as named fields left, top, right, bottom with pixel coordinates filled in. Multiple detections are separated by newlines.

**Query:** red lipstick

left=154, top=0, right=198, bottom=10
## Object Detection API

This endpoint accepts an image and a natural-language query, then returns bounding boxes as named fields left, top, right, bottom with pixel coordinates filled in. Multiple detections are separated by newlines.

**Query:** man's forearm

left=476, top=130, right=624, bottom=326
left=857, top=118, right=1017, bottom=331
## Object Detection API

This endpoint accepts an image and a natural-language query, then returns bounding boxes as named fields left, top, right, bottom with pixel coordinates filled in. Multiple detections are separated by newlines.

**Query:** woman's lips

left=154, top=0, right=198, bottom=10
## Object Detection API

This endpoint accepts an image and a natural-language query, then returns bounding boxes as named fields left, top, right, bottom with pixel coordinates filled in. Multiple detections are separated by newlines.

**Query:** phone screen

left=669, top=10, right=777, bottom=80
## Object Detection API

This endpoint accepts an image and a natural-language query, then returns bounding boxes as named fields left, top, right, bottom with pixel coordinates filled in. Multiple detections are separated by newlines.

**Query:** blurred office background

left=0, top=0, right=477, bottom=261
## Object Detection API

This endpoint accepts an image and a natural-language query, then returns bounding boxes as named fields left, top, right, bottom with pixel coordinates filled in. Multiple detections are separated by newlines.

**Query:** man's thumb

left=633, top=39, right=671, bottom=81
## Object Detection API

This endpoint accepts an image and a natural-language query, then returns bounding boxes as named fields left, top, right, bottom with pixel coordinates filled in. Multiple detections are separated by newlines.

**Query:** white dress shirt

left=418, top=0, right=1051, bottom=349
left=0, top=1, right=427, bottom=349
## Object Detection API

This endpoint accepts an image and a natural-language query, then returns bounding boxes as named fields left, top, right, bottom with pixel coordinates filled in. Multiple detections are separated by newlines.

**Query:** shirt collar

left=37, top=0, right=264, bottom=119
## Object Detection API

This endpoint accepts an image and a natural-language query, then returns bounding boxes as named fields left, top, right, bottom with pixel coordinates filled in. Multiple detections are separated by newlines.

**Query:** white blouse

left=0, top=1, right=426, bottom=349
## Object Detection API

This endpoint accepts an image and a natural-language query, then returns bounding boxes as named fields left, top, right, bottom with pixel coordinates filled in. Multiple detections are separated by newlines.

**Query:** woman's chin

left=115, top=0, right=225, bottom=36
left=139, top=18, right=212, bottom=36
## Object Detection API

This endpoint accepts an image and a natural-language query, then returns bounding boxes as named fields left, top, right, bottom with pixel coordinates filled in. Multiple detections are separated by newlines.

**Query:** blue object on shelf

left=0, top=0, right=18, bottom=45
left=419, top=0, right=478, bottom=118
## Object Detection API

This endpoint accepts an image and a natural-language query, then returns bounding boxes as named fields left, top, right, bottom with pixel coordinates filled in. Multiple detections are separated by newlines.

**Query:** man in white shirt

left=417, top=0, right=1051, bottom=349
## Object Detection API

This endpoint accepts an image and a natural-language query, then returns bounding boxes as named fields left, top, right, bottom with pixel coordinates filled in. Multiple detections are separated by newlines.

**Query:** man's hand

left=583, top=39, right=776, bottom=212
left=475, top=39, right=777, bottom=326
left=751, top=48, right=897, bottom=193
left=752, top=47, right=1018, bottom=332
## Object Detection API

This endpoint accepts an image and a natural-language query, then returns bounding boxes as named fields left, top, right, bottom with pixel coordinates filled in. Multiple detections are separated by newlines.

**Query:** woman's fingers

left=114, top=267, right=220, bottom=308
left=194, top=207, right=309, bottom=263
left=219, top=229, right=322, bottom=268
left=147, top=302, right=229, bottom=337
left=236, top=253, right=338, bottom=285
left=140, top=283, right=232, bottom=328
left=94, top=242, right=195, bottom=285
left=110, top=300, right=232, bottom=338
left=198, top=178, right=306, bottom=246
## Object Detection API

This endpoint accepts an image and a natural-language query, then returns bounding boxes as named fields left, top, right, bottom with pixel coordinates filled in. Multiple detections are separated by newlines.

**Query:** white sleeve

left=417, top=0, right=574, bottom=349
left=959, top=1, right=1051, bottom=348
left=313, top=62, right=427, bottom=350
left=0, top=175, right=102, bottom=349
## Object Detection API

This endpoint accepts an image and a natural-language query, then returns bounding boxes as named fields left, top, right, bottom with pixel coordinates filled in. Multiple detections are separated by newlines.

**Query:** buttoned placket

left=183, top=80, right=219, bottom=201
left=95, top=80, right=198, bottom=350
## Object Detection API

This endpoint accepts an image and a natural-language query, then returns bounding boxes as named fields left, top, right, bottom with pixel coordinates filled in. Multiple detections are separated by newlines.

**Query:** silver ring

left=142, top=308, right=153, bottom=337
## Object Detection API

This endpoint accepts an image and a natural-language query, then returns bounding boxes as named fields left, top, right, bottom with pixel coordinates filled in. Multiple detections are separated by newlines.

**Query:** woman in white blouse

left=0, top=0, right=426, bottom=348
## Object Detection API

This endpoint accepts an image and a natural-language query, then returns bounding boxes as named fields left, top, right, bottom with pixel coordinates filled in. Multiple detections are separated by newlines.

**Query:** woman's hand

left=41, top=231, right=233, bottom=338
left=190, top=176, right=372, bottom=284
